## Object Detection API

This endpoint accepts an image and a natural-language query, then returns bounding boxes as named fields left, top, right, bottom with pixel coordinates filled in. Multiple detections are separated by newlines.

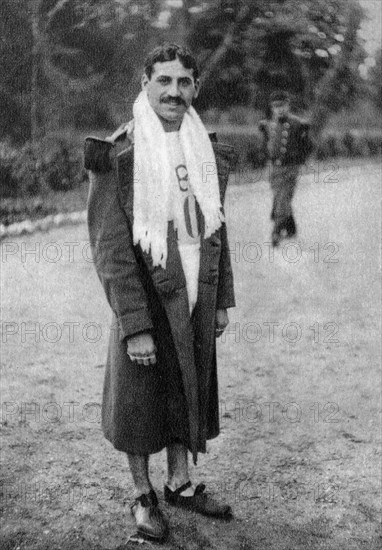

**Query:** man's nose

left=168, top=81, right=181, bottom=96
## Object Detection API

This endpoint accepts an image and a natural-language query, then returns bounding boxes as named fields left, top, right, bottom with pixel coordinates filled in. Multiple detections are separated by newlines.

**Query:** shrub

left=0, top=197, right=56, bottom=226
left=213, top=127, right=267, bottom=168
left=0, top=142, right=19, bottom=198
left=11, top=142, right=47, bottom=196
left=227, top=106, right=255, bottom=126
left=366, top=132, right=382, bottom=156
left=214, top=127, right=382, bottom=169
left=41, top=137, right=86, bottom=192
left=9, top=136, right=86, bottom=197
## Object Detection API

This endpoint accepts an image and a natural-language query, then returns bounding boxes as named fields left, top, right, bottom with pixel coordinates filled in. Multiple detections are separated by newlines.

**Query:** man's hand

left=215, top=309, right=229, bottom=338
left=126, top=333, right=157, bottom=365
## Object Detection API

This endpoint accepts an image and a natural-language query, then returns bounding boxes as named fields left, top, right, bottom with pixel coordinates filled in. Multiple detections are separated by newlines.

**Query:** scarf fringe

left=132, top=90, right=222, bottom=268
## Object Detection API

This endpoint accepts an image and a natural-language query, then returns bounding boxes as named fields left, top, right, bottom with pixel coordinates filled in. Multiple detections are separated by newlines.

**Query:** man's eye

left=158, top=78, right=170, bottom=85
left=179, top=79, right=191, bottom=87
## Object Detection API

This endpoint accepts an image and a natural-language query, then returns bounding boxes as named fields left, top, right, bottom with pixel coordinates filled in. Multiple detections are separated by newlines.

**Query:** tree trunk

left=199, top=4, right=250, bottom=88
left=181, top=0, right=191, bottom=38
left=31, top=0, right=42, bottom=144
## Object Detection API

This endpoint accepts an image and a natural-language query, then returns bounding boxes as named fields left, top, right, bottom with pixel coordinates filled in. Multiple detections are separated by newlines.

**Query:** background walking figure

left=259, top=91, right=313, bottom=247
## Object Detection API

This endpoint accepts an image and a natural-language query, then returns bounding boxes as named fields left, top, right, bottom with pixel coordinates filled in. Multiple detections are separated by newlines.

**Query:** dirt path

left=1, top=159, right=381, bottom=549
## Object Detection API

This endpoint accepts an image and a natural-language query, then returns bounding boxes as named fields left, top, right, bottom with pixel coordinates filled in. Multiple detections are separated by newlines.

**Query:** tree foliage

left=0, top=0, right=33, bottom=142
left=0, top=0, right=164, bottom=141
left=188, top=0, right=366, bottom=112
left=0, top=0, right=370, bottom=144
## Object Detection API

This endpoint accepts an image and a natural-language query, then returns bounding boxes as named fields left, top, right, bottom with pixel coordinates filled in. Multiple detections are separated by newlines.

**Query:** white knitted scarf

left=132, top=90, right=224, bottom=268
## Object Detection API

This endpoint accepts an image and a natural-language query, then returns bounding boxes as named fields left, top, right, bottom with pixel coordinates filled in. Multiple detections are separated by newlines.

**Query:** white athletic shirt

left=165, top=132, right=201, bottom=314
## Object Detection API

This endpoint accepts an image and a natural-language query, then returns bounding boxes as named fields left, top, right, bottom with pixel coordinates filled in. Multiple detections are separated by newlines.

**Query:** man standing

left=259, top=91, right=312, bottom=247
left=84, top=44, right=236, bottom=541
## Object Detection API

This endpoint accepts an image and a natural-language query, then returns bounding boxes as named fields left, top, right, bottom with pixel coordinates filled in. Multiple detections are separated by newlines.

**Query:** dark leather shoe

left=130, top=490, right=169, bottom=541
left=164, top=481, right=232, bottom=519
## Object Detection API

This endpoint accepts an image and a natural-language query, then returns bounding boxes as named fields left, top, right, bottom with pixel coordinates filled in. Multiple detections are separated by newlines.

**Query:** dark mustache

left=161, top=96, right=185, bottom=106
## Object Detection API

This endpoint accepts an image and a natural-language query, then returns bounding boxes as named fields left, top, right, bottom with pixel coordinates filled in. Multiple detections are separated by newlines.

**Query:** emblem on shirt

left=175, top=164, right=201, bottom=239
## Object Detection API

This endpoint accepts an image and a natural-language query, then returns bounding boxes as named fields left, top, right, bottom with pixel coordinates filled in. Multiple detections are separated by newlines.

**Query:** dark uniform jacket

left=259, top=114, right=312, bottom=167
left=84, top=130, right=237, bottom=464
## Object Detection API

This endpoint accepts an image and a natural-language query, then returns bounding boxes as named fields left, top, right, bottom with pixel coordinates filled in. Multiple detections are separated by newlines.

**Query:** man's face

left=142, top=58, right=199, bottom=127
left=271, top=100, right=290, bottom=119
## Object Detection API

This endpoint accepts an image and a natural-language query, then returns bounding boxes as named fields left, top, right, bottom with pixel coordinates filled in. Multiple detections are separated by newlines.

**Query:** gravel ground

left=1, top=158, right=381, bottom=549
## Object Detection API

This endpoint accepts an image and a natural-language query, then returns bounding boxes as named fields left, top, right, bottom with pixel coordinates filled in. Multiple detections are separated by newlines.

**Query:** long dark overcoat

left=85, top=133, right=236, bottom=464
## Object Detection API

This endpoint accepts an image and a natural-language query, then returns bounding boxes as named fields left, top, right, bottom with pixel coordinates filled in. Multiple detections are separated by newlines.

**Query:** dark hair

left=144, top=43, right=199, bottom=80
left=270, top=90, right=290, bottom=103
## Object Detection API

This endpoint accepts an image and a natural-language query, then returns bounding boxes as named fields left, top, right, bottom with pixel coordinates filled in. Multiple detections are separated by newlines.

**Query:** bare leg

left=165, top=443, right=232, bottom=518
left=127, top=453, right=152, bottom=497
left=128, top=453, right=169, bottom=540
left=166, top=443, right=194, bottom=496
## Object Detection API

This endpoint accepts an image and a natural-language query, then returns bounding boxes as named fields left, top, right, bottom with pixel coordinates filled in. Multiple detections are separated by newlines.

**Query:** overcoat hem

left=103, top=430, right=220, bottom=456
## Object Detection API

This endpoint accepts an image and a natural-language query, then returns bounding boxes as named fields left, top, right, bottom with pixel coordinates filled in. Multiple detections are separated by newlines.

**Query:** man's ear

left=193, top=79, right=200, bottom=99
left=193, top=78, right=200, bottom=99
left=141, top=73, right=149, bottom=90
